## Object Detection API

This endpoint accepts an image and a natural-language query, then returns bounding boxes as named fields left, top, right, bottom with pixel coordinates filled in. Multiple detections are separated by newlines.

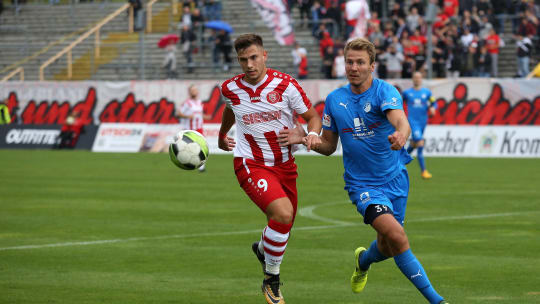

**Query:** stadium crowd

left=291, top=0, right=540, bottom=79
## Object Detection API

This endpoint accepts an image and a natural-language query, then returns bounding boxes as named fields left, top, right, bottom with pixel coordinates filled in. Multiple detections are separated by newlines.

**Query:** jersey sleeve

left=220, top=80, right=237, bottom=109
left=379, top=82, right=403, bottom=112
left=286, top=78, right=312, bottom=115
left=322, top=93, right=337, bottom=133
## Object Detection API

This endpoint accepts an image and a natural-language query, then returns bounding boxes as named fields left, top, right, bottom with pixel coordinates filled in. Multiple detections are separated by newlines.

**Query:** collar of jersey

left=240, top=73, right=269, bottom=89
left=348, top=81, right=374, bottom=103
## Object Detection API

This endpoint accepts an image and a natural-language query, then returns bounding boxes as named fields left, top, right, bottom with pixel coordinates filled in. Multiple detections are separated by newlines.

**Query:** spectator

left=432, top=35, right=448, bottom=78
left=291, top=41, right=307, bottom=77
left=326, top=1, right=342, bottom=37
left=379, top=44, right=404, bottom=78
left=409, top=0, right=424, bottom=16
left=215, top=29, right=232, bottom=71
left=475, top=45, right=492, bottom=77
left=476, top=0, right=491, bottom=14
left=517, top=15, right=537, bottom=37
left=461, top=42, right=477, bottom=76
left=181, top=6, right=192, bottom=29
left=368, top=22, right=384, bottom=45
left=478, top=14, right=494, bottom=40
left=180, top=24, right=196, bottom=73
left=128, top=0, right=142, bottom=31
left=485, top=27, right=502, bottom=77
left=516, top=33, right=533, bottom=77
left=56, top=110, right=85, bottom=149
left=319, top=30, right=334, bottom=57
left=332, top=47, right=346, bottom=79
left=311, top=1, right=326, bottom=36
left=322, top=45, right=335, bottom=79
left=298, top=51, right=309, bottom=79
left=406, top=7, right=420, bottom=33
left=298, top=0, right=312, bottom=28
left=491, top=0, right=508, bottom=35
left=461, top=10, right=480, bottom=34
left=162, top=44, right=177, bottom=79
left=442, top=0, right=459, bottom=19
left=460, top=27, right=474, bottom=48
left=203, top=0, right=222, bottom=21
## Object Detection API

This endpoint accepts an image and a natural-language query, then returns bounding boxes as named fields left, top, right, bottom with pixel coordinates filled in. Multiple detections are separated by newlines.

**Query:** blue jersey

left=322, top=78, right=412, bottom=188
left=402, top=87, right=434, bottom=126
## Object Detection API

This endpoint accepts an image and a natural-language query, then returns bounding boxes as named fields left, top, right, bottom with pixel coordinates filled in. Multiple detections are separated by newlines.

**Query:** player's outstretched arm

left=300, top=107, right=322, bottom=151
left=218, top=107, right=236, bottom=151
left=386, top=109, right=411, bottom=150
left=277, top=122, right=338, bottom=156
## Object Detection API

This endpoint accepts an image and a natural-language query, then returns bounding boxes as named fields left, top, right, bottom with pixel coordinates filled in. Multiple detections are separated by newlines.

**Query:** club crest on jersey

left=267, top=91, right=282, bottom=104
left=364, top=102, right=371, bottom=113
left=360, top=191, right=371, bottom=204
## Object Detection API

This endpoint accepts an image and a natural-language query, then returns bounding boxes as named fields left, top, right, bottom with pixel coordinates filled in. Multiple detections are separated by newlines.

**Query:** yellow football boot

left=351, top=247, right=369, bottom=293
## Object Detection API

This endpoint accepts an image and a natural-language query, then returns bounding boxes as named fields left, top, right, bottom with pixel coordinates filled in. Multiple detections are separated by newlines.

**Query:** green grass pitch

left=1, top=150, right=539, bottom=303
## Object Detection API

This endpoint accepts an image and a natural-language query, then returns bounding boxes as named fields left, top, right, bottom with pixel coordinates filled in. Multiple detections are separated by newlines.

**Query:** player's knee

left=417, top=139, right=425, bottom=147
left=383, top=229, right=409, bottom=254
left=270, top=211, right=294, bottom=224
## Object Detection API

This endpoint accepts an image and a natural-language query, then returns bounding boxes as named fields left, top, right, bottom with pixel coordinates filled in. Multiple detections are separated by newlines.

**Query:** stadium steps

left=53, top=32, right=139, bottom=81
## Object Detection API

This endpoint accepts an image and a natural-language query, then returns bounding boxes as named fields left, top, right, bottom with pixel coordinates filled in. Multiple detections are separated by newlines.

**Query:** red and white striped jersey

left=221, top=68, right=312, bottom=166
left=179, top=98, right=204, bottom=131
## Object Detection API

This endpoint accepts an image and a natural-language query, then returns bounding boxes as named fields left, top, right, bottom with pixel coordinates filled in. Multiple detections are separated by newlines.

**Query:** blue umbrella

left=205, top=20, right=234, bottom=33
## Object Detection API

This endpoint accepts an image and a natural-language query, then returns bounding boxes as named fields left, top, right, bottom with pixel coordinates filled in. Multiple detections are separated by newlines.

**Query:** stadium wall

left=1, top=79, right=539, bottom=157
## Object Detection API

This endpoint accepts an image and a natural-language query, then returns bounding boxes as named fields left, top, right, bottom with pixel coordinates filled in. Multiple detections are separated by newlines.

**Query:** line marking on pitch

left=0, top=203, right=535, bottom=252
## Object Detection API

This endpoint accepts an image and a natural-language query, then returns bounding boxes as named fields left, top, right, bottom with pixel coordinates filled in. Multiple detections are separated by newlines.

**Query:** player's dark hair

left=234, top=34, right=264, bottom=53
left=344, top=38, right=376, bottom=64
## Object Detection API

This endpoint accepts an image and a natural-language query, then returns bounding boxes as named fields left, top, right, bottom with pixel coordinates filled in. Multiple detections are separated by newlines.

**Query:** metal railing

left=146, top=0, right=178, bottom=33
left=1, top=67, right=24, bottom=82
left=38, top=3, right=133, bottom=81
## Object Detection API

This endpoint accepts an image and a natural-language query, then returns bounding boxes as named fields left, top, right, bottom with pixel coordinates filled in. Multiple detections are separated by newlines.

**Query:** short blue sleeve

left=379, top=82, right=403, bottom=112
left=322, top=94, right=338, bottom=133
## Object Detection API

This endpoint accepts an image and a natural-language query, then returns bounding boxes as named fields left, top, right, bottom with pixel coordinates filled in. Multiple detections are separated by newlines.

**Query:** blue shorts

left=347, top=167, right=409, bottom=225
left=410, top=123, right=426, bottom=142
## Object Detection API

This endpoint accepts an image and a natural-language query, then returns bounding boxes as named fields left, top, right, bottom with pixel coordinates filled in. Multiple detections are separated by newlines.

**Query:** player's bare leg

left=370, top=214, right=444, bottom=304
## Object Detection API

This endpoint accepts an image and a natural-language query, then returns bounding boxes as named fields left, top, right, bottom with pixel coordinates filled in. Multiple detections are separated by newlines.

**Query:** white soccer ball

left=169, top=130, right=209, bottom=170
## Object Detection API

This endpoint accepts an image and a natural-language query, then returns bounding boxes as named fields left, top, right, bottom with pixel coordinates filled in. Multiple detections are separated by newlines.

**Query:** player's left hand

left=388, top=131, right=406, bottom=150
left=305, top=133, right=321, bottom=152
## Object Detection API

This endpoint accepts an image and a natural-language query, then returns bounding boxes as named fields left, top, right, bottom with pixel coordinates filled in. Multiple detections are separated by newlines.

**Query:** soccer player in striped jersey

left=218, top=33, right=322, bottom=304
left=279, top=38, right=448, bottom=304
left=176, top=84, right=211, bottom=172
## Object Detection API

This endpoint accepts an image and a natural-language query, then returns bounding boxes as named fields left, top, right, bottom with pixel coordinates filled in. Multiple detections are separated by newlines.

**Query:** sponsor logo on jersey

left=267, top=91, right=282, bottom=104
left=323, top=113, right=331, bottom=127
left=382, top=97, right=399, bottom=107
left=339, top=102, right=348, bottom=109
left=250, top=96, right=262, bottom=102
left=242, top=110, right=282, bottom=125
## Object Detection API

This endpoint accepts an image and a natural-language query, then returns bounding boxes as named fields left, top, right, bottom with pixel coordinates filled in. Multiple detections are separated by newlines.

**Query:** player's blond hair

left=344, top=38, right=376, bottom=64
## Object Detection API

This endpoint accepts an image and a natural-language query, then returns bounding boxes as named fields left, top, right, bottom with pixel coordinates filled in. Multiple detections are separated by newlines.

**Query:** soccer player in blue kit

left=278, top=38, right=448, bottom=303
left=403, top=71, right=437, bottom=179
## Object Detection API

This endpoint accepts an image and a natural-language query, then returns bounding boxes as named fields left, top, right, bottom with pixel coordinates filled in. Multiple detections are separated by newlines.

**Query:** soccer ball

left=169, top=130, right=209, bottom=170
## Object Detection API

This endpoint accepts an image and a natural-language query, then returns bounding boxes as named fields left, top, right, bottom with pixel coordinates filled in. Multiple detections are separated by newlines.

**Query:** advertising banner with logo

left=0, top=124, right=98, bottom=150
left=422, top=126, right=540, bottom=158
left=92, top=123, right=147, bottom=152
left=2, top=79, right=540, bottom=127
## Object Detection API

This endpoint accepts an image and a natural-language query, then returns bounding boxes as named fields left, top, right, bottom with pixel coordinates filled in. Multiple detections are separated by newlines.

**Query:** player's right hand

left=218, top=136, right=235, bottom=151
left=277, top=122, right=306, bottom=146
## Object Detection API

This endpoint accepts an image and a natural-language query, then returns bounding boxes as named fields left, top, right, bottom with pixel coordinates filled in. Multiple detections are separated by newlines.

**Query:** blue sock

left=394, top=249, right=443, bottom=304
left=359, top=240, right=388, bottom=270
left=417, top=146, right=426, bottom=171
left=407, top=146, right=414, bottom=154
